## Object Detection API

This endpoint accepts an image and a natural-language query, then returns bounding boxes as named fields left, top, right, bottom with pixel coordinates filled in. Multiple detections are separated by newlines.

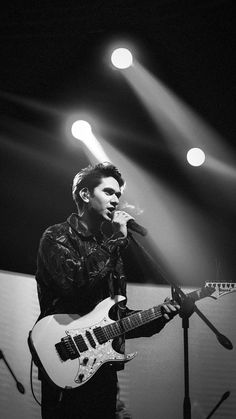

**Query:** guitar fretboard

left=102, top=286, right=210, bottom=340
left=104, top=306, right=162, bottom=339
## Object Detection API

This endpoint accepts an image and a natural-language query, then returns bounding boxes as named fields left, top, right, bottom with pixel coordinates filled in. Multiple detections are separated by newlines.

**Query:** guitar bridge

left=55, top=336, right=79, bottom=361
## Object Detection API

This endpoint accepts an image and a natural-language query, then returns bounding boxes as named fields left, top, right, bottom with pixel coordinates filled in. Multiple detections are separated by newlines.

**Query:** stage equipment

left=0, top=349, right=25, bottom=394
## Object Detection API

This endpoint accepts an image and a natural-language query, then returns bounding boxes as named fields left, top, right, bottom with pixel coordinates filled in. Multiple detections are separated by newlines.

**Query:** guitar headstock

left=205, top=282, right=236, bottom=300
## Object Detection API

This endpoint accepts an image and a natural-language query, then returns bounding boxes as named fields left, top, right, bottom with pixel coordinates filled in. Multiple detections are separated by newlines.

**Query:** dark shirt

left=36, top=213, right=167, bottom=338
left=36, top=213, right=129, bottom=318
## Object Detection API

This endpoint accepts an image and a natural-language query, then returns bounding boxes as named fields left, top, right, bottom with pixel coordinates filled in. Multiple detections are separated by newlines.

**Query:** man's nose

left=111, top=195, right=119, bottom=205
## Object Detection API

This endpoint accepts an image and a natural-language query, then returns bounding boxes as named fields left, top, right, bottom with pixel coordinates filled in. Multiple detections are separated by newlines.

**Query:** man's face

left=88, top=176, right=121, bottom=221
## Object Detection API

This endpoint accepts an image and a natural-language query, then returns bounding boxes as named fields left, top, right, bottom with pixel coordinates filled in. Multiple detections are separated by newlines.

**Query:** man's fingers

left=163, top=304, right=176, bottom=312
left=113, top=211, right=134, bottom=224
left=163, top=304, right=171, bottom=313
left=162, top=302, right=180, bottom=320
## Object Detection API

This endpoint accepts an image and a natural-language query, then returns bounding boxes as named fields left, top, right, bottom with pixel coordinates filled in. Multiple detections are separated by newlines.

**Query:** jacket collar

left=67, top=213, right=94, bottom=238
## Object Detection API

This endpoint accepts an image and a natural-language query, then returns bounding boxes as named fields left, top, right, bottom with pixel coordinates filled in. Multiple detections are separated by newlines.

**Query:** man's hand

left=112, top=211, right=134, bottom=238
left=161, top=298, right=180, bottom=321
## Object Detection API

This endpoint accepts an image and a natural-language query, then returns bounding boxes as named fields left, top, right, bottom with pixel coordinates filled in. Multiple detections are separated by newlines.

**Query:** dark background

left=0, top=0, right=235, bottom=283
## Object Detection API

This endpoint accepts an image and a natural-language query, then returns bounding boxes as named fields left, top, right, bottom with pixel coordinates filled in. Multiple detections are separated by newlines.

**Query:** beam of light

left=118, top=61, right=236, bottom=207
left=0, top=125, right=71, bottom=175
left=120, top=62, right=235, bottom=171
left=187, top=148, right=206, bottom=167
left=0, top=89, right=65, bottom=117
left=206, top=156, right=236, bottom=181
left=71, top=119, right=110, bottom=163
left=111, top=48, right=133, bottom=69
left=79, top=128, right=219, bottom=286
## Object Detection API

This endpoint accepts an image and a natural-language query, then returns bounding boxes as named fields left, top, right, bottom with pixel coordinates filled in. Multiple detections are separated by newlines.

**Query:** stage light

left=111, top=48, right=133, bottom=69
left=71, top=119, right=110, bottom=163
left=187, top=148, right=205, bottom=167
left=71, top=120, right=92, bottom=142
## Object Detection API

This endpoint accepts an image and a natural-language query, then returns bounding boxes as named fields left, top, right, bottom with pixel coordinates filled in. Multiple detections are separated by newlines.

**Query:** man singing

left=35, top=162, right=178, bottom=419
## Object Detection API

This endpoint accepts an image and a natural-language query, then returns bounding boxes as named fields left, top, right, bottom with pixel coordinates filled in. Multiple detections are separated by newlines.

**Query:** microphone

left=127, top=219, right=148, bottom=236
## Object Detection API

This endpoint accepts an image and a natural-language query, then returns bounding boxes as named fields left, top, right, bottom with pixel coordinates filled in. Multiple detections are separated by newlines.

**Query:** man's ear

left=79, top=187, right=90, bottom=203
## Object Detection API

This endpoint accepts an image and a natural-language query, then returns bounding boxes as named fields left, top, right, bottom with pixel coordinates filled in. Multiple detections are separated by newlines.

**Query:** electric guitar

left=29, top=282, right=235, bottom=389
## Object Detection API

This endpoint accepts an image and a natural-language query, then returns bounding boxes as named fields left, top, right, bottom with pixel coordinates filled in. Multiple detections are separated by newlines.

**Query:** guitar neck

left=103, top=287, right=210, bottom=339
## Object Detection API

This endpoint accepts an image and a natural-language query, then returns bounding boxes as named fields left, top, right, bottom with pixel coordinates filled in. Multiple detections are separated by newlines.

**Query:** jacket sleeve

left=37, top=230, right=128, bottom=299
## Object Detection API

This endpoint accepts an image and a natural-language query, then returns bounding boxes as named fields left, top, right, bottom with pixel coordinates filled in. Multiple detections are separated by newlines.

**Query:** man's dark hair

left=72, top=162, right=125, bottom=210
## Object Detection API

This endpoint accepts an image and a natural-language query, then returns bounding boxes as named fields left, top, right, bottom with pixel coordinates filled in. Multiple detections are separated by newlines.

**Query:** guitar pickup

left=85, top=330, right=96, bottom=348
left=74, top=334, right=88, bottom=352
left=93, top=326, right=107, bottom=344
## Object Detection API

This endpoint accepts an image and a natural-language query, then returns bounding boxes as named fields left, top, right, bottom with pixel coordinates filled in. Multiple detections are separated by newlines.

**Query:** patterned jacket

left=36, top=213, right=167, bottom=338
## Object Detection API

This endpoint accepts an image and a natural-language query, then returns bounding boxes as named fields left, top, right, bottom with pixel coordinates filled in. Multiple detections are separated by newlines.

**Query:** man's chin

left=103, top=213, right=112, bottom=222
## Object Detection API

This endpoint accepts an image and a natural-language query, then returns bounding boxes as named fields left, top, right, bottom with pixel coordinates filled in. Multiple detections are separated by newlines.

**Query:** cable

left=30, top=357, right=41, bottom=406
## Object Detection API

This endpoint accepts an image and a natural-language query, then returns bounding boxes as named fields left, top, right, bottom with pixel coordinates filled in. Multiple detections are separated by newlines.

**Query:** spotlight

left=71, top=119, right=110, bottom=162
left=187, top=148, right=206, bottom=167
left=71, top=120, right=92, bottom=142
left=111, top=48, right=133, bottom=69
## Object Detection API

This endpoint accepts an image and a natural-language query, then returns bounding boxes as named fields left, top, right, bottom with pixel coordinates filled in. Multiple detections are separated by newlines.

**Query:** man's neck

left=79, top=210, right=102, bottom=235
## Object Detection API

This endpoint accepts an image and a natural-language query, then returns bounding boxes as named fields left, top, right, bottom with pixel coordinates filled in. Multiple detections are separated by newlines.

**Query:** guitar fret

left=104, top=324, right=113, bottom=339
left=104, top=306, right=164, bottom=337
left=114, top=322, right=122, bottom=335
left=141, top=310, right=151, bottom=322
left=104, top=322, right=122, bottom=339
left=130, top=307, right=162, bottom=330
left=123, top=317, right=132, bottom=330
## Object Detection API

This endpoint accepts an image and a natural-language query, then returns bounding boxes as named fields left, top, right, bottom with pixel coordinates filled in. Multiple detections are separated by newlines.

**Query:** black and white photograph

left=0, top=1, right=235, bottom=418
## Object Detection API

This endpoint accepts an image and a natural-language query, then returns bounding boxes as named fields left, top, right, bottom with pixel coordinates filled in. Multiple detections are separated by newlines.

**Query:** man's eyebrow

left=103, top=187, right=121, bottom=197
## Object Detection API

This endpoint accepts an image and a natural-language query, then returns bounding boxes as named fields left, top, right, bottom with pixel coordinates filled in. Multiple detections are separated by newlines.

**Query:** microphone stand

left=171, top=285, right=232, bottom=419
left=0, top=349, right=25, bottom=394
left=128, top=234, right=233, bottom=419
left=205, top=391, right=230, bottom=419
left=177, top=292, right=195, bottom=419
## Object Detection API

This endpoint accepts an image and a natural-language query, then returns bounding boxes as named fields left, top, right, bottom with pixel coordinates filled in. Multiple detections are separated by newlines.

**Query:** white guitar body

left=29, top=295, right=136, bottom=389
left=29, top=282, right=236, bottom=390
